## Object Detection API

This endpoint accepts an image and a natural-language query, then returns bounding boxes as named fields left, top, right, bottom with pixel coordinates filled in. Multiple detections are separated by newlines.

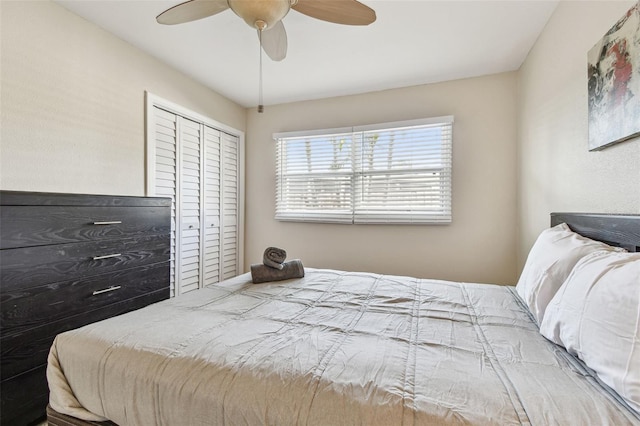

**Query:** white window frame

left=274, top=116, right=453, bottom=225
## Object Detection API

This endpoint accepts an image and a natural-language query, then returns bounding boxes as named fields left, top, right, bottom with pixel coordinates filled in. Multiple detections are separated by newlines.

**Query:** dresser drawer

left=1, top=235, right=170, bottom=292
left=1, top=261, right=169, bottom=336
left=1, top=364, right=48, bottom=426
left=0, top=206, right=170, bottom=249
left=1, top=287, right=169, bottom=379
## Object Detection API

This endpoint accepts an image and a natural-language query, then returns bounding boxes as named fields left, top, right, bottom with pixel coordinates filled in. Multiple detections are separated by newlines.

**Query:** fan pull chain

left=258, top=29, right=264, bottom=113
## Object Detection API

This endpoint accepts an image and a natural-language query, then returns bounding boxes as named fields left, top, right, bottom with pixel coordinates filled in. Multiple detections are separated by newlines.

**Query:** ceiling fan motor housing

left=228, top=0, right=291, bottom=30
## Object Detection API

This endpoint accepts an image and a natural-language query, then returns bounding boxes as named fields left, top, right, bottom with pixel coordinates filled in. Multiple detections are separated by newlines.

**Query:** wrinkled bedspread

left=48, top=269, right=640, bottom=425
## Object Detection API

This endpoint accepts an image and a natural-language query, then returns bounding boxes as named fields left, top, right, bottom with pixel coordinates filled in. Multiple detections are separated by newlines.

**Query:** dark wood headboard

left=551, top=212, right=640, bottom=252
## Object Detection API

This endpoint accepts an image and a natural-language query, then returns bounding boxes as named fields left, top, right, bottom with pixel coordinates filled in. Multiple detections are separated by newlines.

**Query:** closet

left=146, top=94, right=243, bottom=297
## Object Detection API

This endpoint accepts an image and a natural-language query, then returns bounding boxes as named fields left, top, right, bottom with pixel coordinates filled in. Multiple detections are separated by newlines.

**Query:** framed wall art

left=587, top=2, right=640, bottom=151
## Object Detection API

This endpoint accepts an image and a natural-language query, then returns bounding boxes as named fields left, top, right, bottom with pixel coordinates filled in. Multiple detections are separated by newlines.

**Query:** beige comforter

left=48, top=269, right=640, bottom=425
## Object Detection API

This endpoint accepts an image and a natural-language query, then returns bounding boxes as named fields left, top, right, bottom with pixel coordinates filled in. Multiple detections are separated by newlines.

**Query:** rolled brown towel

left=263, top=246, right=287, bottom=270
left=251, top=259, right=305, bottom=284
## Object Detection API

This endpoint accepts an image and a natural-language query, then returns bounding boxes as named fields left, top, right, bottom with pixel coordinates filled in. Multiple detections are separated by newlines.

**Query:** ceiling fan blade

left=292, top=0, right=376, bottom=26
left=258, top=21, right=288, bottom=62
left=157, top=0, right=229, bottom=25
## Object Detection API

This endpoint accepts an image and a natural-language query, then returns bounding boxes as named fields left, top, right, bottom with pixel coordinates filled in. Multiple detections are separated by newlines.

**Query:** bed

left=46, top=213, right=640, bottom=425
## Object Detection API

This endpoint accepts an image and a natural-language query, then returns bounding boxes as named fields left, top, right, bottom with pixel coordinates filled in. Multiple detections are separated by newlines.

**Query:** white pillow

left=515, top=223, right=622, bottom=324
left=539, top=251, right=640, bottom=413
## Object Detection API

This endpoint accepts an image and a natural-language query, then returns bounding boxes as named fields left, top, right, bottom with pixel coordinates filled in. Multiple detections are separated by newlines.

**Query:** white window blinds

left=275, top=129, right=355, bottom=223
left=275, top=116, right=453, bottom=224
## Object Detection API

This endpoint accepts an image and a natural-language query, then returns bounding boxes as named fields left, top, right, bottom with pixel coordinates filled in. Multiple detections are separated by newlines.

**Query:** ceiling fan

left=157, top=0, right=376, bottom=111
left=157, top=0, right=376, bottom=61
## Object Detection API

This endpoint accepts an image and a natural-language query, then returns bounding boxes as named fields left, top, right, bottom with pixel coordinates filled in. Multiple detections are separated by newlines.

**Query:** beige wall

left=246, top=73, right=519, bottom=285
left=10, top=1, right=632, bottom=285
left=517, top=1, right=640, bottom=267
left=0, top=0, right=245, bottom=196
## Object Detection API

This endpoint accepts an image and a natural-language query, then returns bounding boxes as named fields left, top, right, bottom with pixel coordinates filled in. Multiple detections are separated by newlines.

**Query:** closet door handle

left=92, top=286, right=121, bottom=296
left=92, top=221, right=122, bottom=225
left=92, top=253, right=122, bottom=260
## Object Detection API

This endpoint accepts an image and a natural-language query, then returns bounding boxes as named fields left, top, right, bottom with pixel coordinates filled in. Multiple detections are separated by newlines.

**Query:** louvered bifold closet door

left=178, top=117, right=202, bottom=294
left=148, top=96, right=242, bottom=296
left=152, top=107, right=178, bottom=297
left=202, top=126, right=221, bottom=285
left=221, top=133, right=240, bottom=279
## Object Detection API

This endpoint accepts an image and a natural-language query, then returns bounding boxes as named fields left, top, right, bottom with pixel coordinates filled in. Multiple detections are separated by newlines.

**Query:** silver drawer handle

left=92, top=221, right=122, bottom=225
left=92, top=285, right=121, bottom=296
left=92, top=253, right=122, bottom=260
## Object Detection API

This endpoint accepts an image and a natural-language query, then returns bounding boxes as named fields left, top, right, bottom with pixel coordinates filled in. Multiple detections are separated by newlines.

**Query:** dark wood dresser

left=0, top=191, right=171, bottom=425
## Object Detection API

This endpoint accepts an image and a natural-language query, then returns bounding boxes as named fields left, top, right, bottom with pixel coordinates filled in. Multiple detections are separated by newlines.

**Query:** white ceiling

left=55, top=0, right=559, bottom=108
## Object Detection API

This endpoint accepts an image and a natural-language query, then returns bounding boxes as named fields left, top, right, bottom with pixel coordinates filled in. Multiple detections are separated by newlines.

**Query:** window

left=274, top=116, right=453, bottom=224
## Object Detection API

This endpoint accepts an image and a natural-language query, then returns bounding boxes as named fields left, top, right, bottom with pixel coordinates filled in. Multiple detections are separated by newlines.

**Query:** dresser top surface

left=0, top=191, right=171, bottom=207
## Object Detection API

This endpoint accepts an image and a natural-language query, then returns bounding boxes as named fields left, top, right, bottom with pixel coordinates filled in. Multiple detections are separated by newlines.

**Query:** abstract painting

left=587, top=2, right=640, bottom=151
